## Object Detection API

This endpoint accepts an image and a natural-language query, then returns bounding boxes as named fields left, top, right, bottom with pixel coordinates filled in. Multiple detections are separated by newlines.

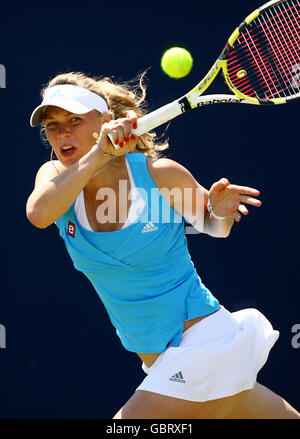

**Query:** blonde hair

left=40, top=71, right=169, bottom=158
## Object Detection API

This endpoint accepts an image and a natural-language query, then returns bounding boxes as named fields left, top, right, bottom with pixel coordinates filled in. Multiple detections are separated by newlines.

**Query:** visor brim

left=30, top=99, right=94, bottom=127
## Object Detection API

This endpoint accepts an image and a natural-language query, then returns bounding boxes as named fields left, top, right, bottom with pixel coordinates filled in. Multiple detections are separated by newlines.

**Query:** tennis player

left=26, top=72, right=300, bottom=419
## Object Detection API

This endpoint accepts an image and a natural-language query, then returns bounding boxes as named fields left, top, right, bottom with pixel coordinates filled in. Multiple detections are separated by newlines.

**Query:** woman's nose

left=57, top=123, right=71, bottom=137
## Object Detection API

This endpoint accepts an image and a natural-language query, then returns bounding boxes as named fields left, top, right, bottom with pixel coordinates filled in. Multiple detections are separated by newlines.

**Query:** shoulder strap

left=126, top=153, right=182, bottom=224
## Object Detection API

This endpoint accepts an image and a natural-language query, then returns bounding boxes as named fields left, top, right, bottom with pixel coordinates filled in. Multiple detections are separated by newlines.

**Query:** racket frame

left=111, top=0, right=300, bottom=148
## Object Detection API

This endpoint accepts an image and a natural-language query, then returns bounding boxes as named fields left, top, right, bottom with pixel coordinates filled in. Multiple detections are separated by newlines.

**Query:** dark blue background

left=0, top=0, right=299, bottom=418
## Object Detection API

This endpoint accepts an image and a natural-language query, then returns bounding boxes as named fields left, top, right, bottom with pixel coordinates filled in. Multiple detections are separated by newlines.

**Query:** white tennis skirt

left=136, top=306, right=279, bottom=402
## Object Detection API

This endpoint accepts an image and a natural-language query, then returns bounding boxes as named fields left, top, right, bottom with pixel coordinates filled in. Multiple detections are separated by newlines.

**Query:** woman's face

left=44, top=106, right=105, bottom=167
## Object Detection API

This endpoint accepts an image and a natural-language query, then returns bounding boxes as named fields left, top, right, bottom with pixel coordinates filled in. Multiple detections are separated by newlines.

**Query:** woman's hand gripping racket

left=108, top=0, right=300, bottom=149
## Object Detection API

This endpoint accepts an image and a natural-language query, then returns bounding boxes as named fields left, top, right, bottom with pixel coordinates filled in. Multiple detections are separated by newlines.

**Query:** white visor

left=30, top=84, right=108, bottom=127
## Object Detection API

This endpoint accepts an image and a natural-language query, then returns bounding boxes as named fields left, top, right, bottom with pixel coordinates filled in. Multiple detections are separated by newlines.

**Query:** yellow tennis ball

left=161, top=47, right=193, bottom=79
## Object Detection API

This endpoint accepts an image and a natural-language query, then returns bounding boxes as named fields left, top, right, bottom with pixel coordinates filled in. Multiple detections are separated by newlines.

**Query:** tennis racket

left=109, top=0, right=300, bottom=149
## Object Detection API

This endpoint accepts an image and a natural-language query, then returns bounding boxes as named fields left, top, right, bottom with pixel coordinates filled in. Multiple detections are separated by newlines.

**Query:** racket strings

left=236, top=0, right=299, bottom=97
left=265, top=3, right=300, bottom=88
left=236, top=3, right=300, bottom=96
left=249, top=1, right=300, bottom=94
left=227, top=0, right=300, bottom=100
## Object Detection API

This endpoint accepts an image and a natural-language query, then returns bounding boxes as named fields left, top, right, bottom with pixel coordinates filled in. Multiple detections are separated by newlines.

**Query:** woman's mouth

left=60, top=145, right=77, bottom=157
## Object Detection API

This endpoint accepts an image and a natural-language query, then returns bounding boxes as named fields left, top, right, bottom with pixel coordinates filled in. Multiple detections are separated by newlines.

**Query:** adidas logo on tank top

left=169, top=371, right=186, bottom=383
left=142, top=221, right=158, bottom=233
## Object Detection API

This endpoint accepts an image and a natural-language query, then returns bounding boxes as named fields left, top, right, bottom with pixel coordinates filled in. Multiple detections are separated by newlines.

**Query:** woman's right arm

left=26, top=145, right=112, bottom=229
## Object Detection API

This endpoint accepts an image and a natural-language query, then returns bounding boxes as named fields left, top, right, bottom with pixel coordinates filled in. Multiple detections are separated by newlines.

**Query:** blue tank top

left=55, top=153, right=219, bottom=353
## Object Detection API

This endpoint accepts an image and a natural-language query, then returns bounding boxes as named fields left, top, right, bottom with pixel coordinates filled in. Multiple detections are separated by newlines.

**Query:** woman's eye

left=45, top=117, right=81, bottom=128
left=46, top=121, right=57, bottom=128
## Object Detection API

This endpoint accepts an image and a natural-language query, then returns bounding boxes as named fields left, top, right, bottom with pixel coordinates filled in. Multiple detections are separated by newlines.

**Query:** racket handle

left=108, top=100, right=183, bottom=149
left=108, top=133, right=120, bottom=149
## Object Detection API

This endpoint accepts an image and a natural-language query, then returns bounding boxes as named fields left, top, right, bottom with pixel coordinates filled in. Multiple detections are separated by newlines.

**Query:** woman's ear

left=102, top=112, right=112, bottom=123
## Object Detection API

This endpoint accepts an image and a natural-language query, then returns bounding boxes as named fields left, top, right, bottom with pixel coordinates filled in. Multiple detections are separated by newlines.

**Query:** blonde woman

left=26, top=72, right=299, bottom=419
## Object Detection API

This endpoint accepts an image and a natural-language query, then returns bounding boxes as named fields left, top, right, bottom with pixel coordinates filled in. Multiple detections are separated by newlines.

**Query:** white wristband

left=207, top=198, right=227, bottom=220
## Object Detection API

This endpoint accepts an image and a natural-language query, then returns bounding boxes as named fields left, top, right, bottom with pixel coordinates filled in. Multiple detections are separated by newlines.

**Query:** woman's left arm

left=147, top=158, right=261, bottom=238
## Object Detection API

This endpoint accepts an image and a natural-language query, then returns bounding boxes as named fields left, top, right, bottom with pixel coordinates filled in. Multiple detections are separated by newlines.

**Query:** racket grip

left=107, top=100, right=183, bottom=149
left=108, top=133, right=120, bottom=149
